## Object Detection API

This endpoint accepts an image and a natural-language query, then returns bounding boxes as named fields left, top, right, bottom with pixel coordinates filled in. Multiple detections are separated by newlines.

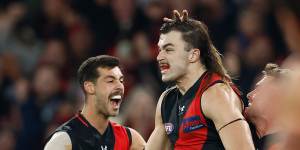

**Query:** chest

left=163, top=92, right=208, bottom=142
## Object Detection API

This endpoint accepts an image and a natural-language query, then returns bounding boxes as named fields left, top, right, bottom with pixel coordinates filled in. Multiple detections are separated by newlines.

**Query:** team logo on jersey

left=178, top=105, right=185, bottom=116
left=164, top=123, right=174, bottom=135
left=100, top=145, right=107, bottom=150
left=182, top=116, right=204, bottom=133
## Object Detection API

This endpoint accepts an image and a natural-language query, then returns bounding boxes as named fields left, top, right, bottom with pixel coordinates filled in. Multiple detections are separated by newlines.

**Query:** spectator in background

left=39, top=39, right=70, bottom=80
left=223, top=37, right=240, bottom=77
left=192, top=0, right=238, bottom=52
left=131, top=31, right=162, bottom=90
left=67, top=23, right=93, bottom=69
left=144, top=1, right=166, bottom=44
left=0, top=127, right=16, bottom=150
left=163, top=0, right=192, bottom=14
left=69, top=0, right=115, bottom=51
left=224, top=6, right=279, bottom=100
left=31, top=64, right=63, bottom=123
left=0, top=1, right=44, bottom=76
left=0, top=53, right=23, bottom=139
left=239, top=36, right=275, bottom=96
left=44, top=100, right=75, bottom=140
left=112, top=31, right=162, bottom=94
left=0, top=53, right=24, bottom=133
left=0, top=0, right=27, bottom=47
left=0, top=53, right=22, bottom=85
left=234, top=9, right=267, bottom=96
left=0, top=54, right=5, bottom=116
left=33, top=0, right=68, bottom=39
left=121, top=85, right=156, bottom=140
left=108, top=0, right=150, bottom=57
left=16, top=64, right=63, bottom=150
left=111, top=0, right=148, bottom=39
left=37, top=38, right=82, bottom=95
left=4, top=19, right=43, bottom=76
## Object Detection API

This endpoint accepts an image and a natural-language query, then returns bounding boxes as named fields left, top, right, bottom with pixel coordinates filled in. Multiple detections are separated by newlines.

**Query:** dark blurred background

left=0, top=0, right=299, bottom=149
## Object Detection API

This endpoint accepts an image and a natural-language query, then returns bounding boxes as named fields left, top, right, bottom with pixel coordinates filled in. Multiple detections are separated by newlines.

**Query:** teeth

left=248, top=102, right=252, bottom=106
left=111, top=95, right=121, bottom=100
left=161, top=70, right=168, bottom=74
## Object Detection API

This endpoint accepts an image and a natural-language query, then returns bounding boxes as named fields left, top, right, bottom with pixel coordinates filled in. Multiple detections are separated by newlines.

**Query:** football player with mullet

left=146, top=10, right=254, bottom=150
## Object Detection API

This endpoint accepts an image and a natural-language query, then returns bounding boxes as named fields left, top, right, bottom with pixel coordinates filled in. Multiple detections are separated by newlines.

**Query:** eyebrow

left=160, top=43, right=175, bottom=49
left=104, top=75, right=124, bottom=80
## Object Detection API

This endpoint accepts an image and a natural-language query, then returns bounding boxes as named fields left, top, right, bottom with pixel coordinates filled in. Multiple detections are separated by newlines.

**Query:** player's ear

left=189, top=48, right=200, bottom=63
left=84, top=81, right=95, bottom=94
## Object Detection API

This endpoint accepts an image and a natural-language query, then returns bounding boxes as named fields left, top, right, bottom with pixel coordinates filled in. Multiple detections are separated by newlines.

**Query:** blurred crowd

left=0, top=0, right=299, bottom=150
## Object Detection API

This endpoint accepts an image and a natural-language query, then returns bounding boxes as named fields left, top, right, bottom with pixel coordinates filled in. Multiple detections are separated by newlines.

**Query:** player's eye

left=165, top=48, right=174, bottom=52
left=107, top=80, right=114, bottom=83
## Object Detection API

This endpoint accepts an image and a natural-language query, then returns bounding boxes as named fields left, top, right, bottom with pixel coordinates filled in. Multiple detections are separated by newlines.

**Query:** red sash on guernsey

left=111, top=122, right=131, bottom=150
left=174, top=72, right=243, bottom=149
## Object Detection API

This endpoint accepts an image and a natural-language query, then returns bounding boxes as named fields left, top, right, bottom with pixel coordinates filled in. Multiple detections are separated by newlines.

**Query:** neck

left=253, top=116, right=279, bottom=138
left=81, top=99, right=109, bottom=134
left=176, top=65, right=206, bottom=94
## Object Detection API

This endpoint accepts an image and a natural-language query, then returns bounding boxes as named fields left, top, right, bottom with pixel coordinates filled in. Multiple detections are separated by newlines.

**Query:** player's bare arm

left=44, top=132, right=72, bottom=150
left=145, top=91, right=171, bottom=150
left=129, top=128, right=146, bottom=150
left=202, top=83, right=255, bottom=150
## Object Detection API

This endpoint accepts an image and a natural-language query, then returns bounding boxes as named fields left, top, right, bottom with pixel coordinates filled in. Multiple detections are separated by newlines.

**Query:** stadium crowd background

left=0, top=0, right=299, bottom=149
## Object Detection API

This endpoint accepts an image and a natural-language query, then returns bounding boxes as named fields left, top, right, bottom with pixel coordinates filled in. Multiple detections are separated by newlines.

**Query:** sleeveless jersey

left=47, top=113, right=132, bottom=150
left=161, top=71, right=243, bottom=150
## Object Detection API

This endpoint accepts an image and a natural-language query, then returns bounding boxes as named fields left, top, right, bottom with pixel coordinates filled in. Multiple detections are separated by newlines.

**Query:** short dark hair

left=160, top=18, right=230, bottom=80
left=77, top=55, right=120, bottom=91
left=263, top=63, right=289, bottom=78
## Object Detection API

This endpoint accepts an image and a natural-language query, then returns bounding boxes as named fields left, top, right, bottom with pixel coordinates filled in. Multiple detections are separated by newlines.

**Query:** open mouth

left=159, top=63, right=170, bottom=73
left=110, top=95, right=122, bottom=109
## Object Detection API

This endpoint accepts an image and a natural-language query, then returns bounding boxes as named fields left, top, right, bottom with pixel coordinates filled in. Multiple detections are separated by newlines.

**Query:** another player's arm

left=129, top=128, right=146, bottom=150
left=145, top=91, right=171, bottom=150
left=44, top=132, right=72, bottom=150
left=202, top=83, right=255, bottom=150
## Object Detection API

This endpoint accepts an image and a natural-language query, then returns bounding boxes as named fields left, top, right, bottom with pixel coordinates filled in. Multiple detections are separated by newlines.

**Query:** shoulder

left=44, top=131, right=72, bottom=150
left=202, top=83, right=243, bottom=120
left=203, top=83, right=231, bottom=102
left=202, top=82, right=242, bottom=106
left=158, top=86, right=177, bottom=106
left=128, top=128, right=144, bottom=140
left=160, top=86, right=177, bottom=100
left=128, top=128, right=146, bottom=150
left=156, top=86, right=177, bottom=119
